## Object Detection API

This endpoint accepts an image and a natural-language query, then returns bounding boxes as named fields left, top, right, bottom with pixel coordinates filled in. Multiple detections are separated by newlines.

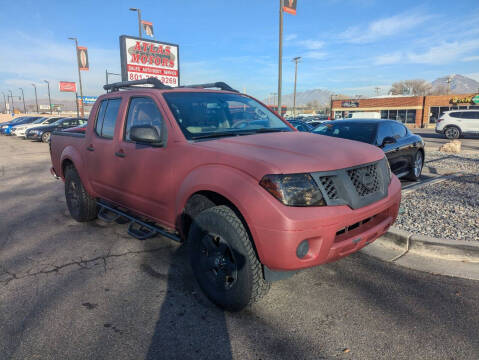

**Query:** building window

left=429, top=107, right=439, bottom=124
left=439, top=107, right=450, bottom=117
left=381, top=110, right=388, bottom=119
left=406, top=110, right=416, bottom=124
left=389, top=110, right=398, bottom=120
left=398, top=110, right=407, bottom=123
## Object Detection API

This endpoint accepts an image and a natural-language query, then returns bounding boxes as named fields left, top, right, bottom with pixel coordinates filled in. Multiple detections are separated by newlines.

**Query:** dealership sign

left=59, top=81, right=76, bottom=92
left=341, top=100, right=359, bottom=108
left=473, top=95, right=479, bottom=104
left=78, top=96, right=98, bottom=104
left=119, top=35, right=179, bottom=87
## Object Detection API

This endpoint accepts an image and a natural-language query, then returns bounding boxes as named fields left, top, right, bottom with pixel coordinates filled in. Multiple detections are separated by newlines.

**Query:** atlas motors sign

left=119, top=35, right=180, bottom=87
left=59, top=81, right=76, bottom=92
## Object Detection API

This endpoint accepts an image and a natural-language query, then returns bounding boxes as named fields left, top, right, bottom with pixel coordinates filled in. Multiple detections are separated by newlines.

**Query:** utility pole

left=129, top=8, right=142, bottom=38
left=75, top=92, right=79, bottom=117
left=446, top=76, right=452, bottom=95
left=68, top=37, right=84, bottom=117
left=374, top=87, right=380, bottom=96
left=292, top=56, right=301, bottom=118
left=1, top=92, right=6, bottom=113
left=105, top=70, right=120, bottom=85
left=330, top=94, right=337, bottom=119
left=44, top=80, right=52, bottom=114
left=8, top=90, right=14, bottom=114
left=32, top=84, right=39, bottom=113
left=277, top=0, right=284, bottom=116
left=19, top=88, right=26, bottom=113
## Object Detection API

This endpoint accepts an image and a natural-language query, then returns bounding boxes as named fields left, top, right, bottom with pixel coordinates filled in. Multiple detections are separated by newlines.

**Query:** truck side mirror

left=130, top=125, right=163, bottom=146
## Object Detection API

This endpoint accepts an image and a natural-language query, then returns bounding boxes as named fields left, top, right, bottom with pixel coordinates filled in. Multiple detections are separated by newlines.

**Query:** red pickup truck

left=50, top=79, right=401, bottom=311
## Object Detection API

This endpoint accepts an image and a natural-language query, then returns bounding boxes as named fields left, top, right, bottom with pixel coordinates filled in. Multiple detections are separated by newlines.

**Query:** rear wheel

left=405, top=150, right=423, bottom=181
left=189, top=205, right=270, bottom=311
left=444, top=126, right=460, bottom=140
left=64, top=166, right=97, bottom=222
left=41, top=132, right=51, bottom=143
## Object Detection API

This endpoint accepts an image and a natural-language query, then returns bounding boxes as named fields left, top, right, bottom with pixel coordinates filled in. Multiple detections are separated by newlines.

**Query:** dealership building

left=332, top=93, right=479, bottom=128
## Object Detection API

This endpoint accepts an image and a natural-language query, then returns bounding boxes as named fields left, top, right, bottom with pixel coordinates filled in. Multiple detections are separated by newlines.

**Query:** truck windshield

left=163, top=92, right=291, bottom=140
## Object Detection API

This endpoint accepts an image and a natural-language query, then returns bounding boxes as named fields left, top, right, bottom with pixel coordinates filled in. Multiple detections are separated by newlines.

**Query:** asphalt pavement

left=1, top=136, right=479, bottom=360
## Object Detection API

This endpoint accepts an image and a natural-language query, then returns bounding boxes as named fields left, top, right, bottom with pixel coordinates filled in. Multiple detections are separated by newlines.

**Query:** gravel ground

left=397, top=174, right=479, bottom=241
left=424, top=150, right=479, bottom=173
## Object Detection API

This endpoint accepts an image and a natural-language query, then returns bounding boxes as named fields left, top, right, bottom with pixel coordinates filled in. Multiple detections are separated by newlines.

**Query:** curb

left=378, top=226, right=479, bottom=262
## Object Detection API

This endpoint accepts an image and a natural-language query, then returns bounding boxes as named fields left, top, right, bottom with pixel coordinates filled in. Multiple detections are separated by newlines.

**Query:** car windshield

left=163, top=92, right=291, bottom=140
left=46, top=117, right=62, bottom=124
left=32, top=117, right=48, bottom=124
left=312, top=122, right=378, bottom=144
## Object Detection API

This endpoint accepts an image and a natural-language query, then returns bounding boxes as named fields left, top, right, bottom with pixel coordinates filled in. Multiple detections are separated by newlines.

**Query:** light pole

left=1, top=92, right=6, bottom=114
left=44, top=80, right=52, bottom=114
left=277, top=0, right=284, bottom=116
left=129, top=8, right=142, bottom=38
left=68, top=37, right=84, bottom=117
left=8, top=90, right=14, bottom=114
left=105, top=70, right=121, bottom=85
left=32, top=84, right=39, bottom=113
left=292, top=56, right=301, bottom=118
left=19, top=88, right=26, bottom=113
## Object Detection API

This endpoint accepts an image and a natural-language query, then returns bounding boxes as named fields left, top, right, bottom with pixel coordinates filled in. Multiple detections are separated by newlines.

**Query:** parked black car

left=26, top=117, right=87, bottom=143
left=312, top=119, right=425, bottom=180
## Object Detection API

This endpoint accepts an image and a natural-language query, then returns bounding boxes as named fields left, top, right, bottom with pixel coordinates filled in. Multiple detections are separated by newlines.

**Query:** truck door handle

left=86, top=145, right=95, bottom=151
left=115, top=151, right=126, bottom=158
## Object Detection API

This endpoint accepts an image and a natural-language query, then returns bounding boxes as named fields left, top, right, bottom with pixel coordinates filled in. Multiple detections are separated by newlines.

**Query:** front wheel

left=41, top=132, right=51, bottom=143
left=405, top=150, right=424, bottom=181
left=189, top=206, right=270, bottom=311
left=64, top=166, right=98, bottom=222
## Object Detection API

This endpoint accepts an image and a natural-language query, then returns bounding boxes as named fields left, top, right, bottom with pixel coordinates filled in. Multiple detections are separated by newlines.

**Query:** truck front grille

left=319, top=176, right=338, bottom=200
left=347, top=163, right=380, bottom=197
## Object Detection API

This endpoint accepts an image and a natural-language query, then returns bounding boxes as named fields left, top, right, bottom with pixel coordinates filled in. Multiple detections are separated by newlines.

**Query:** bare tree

left=390, top=79, right=432, bottom=96
left=429, top=84, right=449, bottom=95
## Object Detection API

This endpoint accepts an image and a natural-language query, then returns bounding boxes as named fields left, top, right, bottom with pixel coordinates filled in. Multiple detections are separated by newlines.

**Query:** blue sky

left=1, top=0, right=478, bottom=102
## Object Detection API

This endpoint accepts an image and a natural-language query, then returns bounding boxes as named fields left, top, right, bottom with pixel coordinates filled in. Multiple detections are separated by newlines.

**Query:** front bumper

left=252, top=175, right=401, bottom=271
left=26, top=132, right=42, bottom=140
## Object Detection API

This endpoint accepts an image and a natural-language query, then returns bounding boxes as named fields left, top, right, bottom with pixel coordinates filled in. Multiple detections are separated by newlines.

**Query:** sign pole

left=277, top=0, right=283, bottom=116
left=137, top=9, right=142, bottom=38
left=69, top=37, right=84, bottom=117
left=75, top=92, right=79, bottom=118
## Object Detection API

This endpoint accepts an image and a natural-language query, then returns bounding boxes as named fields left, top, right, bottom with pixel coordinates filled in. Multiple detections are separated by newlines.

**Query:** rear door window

left=449, top=112, right=463, bottom=118
left=95, top=98, right=122, bottom=139
left=462, top=112, right=479, bottom=120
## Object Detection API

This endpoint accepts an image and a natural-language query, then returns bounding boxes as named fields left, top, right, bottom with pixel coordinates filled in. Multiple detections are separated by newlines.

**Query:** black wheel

left=41, top=132, right=51, bottom=143
left=64, top=166, right=97, bottom=222
left=444, top=126, right=460, bottom=140
left=188, top=205, right=270, bottom=311
left=405, top=150, right=424, bottom=181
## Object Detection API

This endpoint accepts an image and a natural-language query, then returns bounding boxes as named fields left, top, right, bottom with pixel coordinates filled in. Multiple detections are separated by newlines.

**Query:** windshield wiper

left=191, top=128, right=290, bottom=140
left=248, top=128, right=290, bottom=134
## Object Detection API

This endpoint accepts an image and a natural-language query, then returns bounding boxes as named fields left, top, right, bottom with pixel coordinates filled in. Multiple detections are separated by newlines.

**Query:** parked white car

left=347, top=112, right=381, bottom=119
left=13, top=117, right=64, bottom=138
left=435, top=110, right=479, bottom=139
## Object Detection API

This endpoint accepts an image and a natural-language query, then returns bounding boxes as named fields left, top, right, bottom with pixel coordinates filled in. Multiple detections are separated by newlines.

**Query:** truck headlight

left=260, top=173, right=325, bottom=206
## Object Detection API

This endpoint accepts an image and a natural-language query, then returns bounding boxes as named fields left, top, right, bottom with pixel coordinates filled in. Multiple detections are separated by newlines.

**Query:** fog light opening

left=296, top=240, right=309, bottom=259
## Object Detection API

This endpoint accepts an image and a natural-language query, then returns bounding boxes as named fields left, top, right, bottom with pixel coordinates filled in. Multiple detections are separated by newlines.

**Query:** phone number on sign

left=128, top=72, right=177, bottom=85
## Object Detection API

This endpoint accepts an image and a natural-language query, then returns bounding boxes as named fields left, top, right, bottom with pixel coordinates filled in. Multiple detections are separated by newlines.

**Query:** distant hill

left=264, top=88, right=332, bottom=107
left=431, top=74, right=479, bottom=94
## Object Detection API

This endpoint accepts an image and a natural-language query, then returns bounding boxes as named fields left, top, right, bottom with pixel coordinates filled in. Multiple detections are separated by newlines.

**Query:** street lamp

left=68, top=37, right=84, bottom=116
left=19, top=88, right=26, bottom=113
left=32, top=84, right=39, bottom=113
left=129, top=8, right=142, bottom=38
left=44, top=80, right=52, bottom=114
left=105, top=70, right=121, bottom=85
left=292, top=56, right=301, bottom=118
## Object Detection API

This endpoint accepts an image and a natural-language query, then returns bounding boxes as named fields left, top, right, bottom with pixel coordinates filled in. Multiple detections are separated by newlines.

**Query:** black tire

left=41, top=132, right=51, bottom=143
left=64, top=166, right=97, bottom=222
left=405, top=150, right=424, bottom=181
left=188, top=205, right=270, bottom=311
left=444, top=126, right=461, bottom=140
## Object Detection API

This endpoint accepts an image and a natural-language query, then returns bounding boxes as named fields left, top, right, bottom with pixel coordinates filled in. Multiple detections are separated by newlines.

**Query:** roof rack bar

left=181, top=82, right=239, bottom=92
left=103, top=78, right=172, bottom=92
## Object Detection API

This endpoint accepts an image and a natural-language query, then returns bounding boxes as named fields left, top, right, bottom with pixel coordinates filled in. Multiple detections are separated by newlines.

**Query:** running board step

left=97, top=201, right=181, bottom=243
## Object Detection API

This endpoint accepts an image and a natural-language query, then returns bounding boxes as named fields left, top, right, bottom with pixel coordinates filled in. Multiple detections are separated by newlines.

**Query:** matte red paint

left=50, top=88, right=401, bottom=271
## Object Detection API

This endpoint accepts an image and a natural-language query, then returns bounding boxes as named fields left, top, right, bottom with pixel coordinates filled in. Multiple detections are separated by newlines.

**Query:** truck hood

left=193, top=131, right=385, bottom=177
